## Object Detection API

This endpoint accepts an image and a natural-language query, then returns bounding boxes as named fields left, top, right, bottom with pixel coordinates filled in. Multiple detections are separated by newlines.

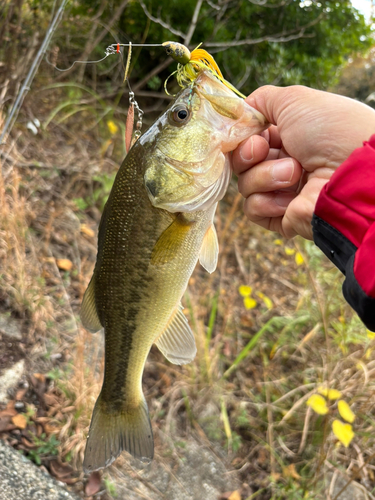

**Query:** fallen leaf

left=283, top=464, right=301, bottom=480
left=21, top=436, right=34, bottom=448
left=270, top=472, right=281, bottom=482
left=50, top=459, right=75, bottom=481
left=228, top=491, right=241, bottom=500
left=85, top=471, right=102, bottom=496
left=80, top=224, right=95, bottom=238
left=56, top=259, right=73, bottom=271
left=44, top=393, right=59, bottom=406
left=15, top=388, right=27, bottom=400
left=0, top=411, right=15, bottom=432
left=33, top=373, right=46, bottom=383
left=11, top=413, right=27, bottom=429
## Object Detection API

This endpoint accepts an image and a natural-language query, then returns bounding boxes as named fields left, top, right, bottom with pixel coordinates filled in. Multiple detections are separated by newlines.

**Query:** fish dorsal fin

left=155, top=304, right=196, bottom=365
left=80, top=276, right=102, bottom=332
left=151, top=215, right=194, bottom=266
left=199, top=223, right=219, bottom=274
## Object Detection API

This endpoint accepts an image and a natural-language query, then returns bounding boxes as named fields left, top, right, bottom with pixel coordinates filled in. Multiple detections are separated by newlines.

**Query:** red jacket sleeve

left=312, top=135, right=375, bottom=331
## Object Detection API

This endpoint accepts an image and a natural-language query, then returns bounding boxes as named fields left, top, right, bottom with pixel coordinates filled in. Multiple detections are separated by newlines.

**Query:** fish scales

left=81, top=70, right=269, bottom=472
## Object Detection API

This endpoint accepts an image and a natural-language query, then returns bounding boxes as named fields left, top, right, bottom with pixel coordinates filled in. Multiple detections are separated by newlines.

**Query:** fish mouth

left=145, top=179, right=158, bottom=199
left=144, top=152, right=232, bottom=213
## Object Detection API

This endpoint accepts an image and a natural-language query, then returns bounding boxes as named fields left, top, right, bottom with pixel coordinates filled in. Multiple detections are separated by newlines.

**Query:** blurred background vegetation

left=1, top=1, right=375, bottom=499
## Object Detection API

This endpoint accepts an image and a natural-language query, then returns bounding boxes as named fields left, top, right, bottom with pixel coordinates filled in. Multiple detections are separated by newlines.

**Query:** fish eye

left=169, top=105, right=191, bottom=126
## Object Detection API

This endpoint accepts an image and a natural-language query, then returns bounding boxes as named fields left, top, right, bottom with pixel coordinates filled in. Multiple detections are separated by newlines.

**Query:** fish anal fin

left=199, top=223, right=219, bottom=274
left=80, top=276, right=102, bottom=333
left=83, top=395, right=153, bottom=473
left=151, top=216, right=194, bottom=266
left=155, top=303, right=196, bottom=365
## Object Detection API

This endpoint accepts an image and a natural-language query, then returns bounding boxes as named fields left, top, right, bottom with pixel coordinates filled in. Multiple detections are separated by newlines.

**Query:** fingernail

left=272, top=159, right=294, bottom=183
left=239, top=137, right=254, bottom=162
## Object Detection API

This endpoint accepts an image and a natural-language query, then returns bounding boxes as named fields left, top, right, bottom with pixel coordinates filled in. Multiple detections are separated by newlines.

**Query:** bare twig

left=72, top=0, right=129, bottom=81
left=184, top=0, right=204, bottom=46
left=298, top=406, right=312, bottom=454
left=248, top=0, right=293, bottom=7
left=138, top=0, right=186, bottom=38
left=205, top=13, right=324, bottom=49
left=0, top=0, right=68, bottom=145
left=205, top=30, right=314, bottom=49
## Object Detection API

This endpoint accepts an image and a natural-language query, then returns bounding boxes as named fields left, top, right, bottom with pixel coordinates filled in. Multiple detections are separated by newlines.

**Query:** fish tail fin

left=83, top=394, right=154, bottom=473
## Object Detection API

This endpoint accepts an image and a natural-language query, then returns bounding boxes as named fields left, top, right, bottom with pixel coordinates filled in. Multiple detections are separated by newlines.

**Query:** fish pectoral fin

left=80, top=275, right=102, bottom=332
left=199, top=223, right=219, bottom=274
left=155, top=303, right=197, bottom=365
left=83, top=395, right=153, bottom=473
left=151, top=215, right=194, bottom=266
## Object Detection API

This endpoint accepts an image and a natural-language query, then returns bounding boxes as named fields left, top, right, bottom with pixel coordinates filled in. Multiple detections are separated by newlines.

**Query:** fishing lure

left=162, top=41, right=245, bottom=99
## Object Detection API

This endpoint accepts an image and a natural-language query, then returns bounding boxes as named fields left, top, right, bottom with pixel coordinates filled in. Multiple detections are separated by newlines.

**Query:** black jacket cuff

left=312, top=214, right=357, bottom=275
left=343, top=254, right=375, bottom=332
left=312, top=213, right=375, bottom=332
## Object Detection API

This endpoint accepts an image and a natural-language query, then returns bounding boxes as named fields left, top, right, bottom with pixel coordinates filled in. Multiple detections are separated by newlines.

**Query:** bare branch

left=138, top=0, right=186, bottom=38
left=0, top=0, right=68, bottom=145
left=75, top=0, right=129, bottom=81
left=247, top=0, right=293, bottom=7
left=204, top=13, right=323, bottom=49
left=205, top=0, right=221, bottom=11
left=184, top=0, right=204, bottom=46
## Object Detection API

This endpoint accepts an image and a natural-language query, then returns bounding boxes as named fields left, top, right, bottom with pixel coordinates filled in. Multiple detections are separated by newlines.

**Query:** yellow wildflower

left=285, top=247, right=295, bottom=256
left=239, top=285, right=252, bottom=297
left=332, top=419, right=354, bottom=447
left=337, top=400, right=355, bottom=424
left=107, top=120, right=118, bottom=135
left=306, top=394, right=329, bottom=415
left=295, top=252, right=304, bottom=265
left=318, top=387, right=342, bottom=400
left=244, top=297, right=257, bottom=310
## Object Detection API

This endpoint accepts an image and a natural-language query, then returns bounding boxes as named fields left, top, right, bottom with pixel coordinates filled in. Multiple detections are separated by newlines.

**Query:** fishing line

left=48, top=43, right=164, bottom=72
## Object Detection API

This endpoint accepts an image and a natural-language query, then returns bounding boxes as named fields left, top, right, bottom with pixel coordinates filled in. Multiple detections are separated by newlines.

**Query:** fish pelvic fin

left=155, top=303, right=197, bottom=365
left=80, top=275, right=102, bottom=333
left=151, top=215, right=194, bottom=266
left=199, top=223, right=219, bottom=274
left=83, top=395, right=154, bottom=473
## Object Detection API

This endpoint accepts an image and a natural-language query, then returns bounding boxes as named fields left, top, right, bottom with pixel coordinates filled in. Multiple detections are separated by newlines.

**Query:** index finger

left=258, top=124, right=282, bottom=150
left=232, top=134, right=270, bottom=175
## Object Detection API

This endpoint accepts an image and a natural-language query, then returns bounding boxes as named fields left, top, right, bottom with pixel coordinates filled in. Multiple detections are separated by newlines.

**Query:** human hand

left=232, top=85, right=375, bottom=239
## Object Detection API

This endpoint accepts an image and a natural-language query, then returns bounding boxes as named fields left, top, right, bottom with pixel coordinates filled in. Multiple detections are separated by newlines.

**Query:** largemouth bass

left=81, top=70, right=268, bottom=472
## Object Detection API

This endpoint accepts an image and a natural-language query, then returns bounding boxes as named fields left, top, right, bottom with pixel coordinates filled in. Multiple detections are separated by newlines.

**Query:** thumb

left=245, top=85, right=309, bottom=127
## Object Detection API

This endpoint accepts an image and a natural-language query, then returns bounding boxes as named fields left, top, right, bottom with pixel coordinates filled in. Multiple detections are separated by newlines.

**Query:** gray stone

left=0, top=315, right=22, bottom=340
left=105, top=440, right=239, bottom=500
left=324, top=471, right=369, bottom=500
left=0, top=440, right=80, bottom=500
left=0, top=359, right=25, bottom=404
